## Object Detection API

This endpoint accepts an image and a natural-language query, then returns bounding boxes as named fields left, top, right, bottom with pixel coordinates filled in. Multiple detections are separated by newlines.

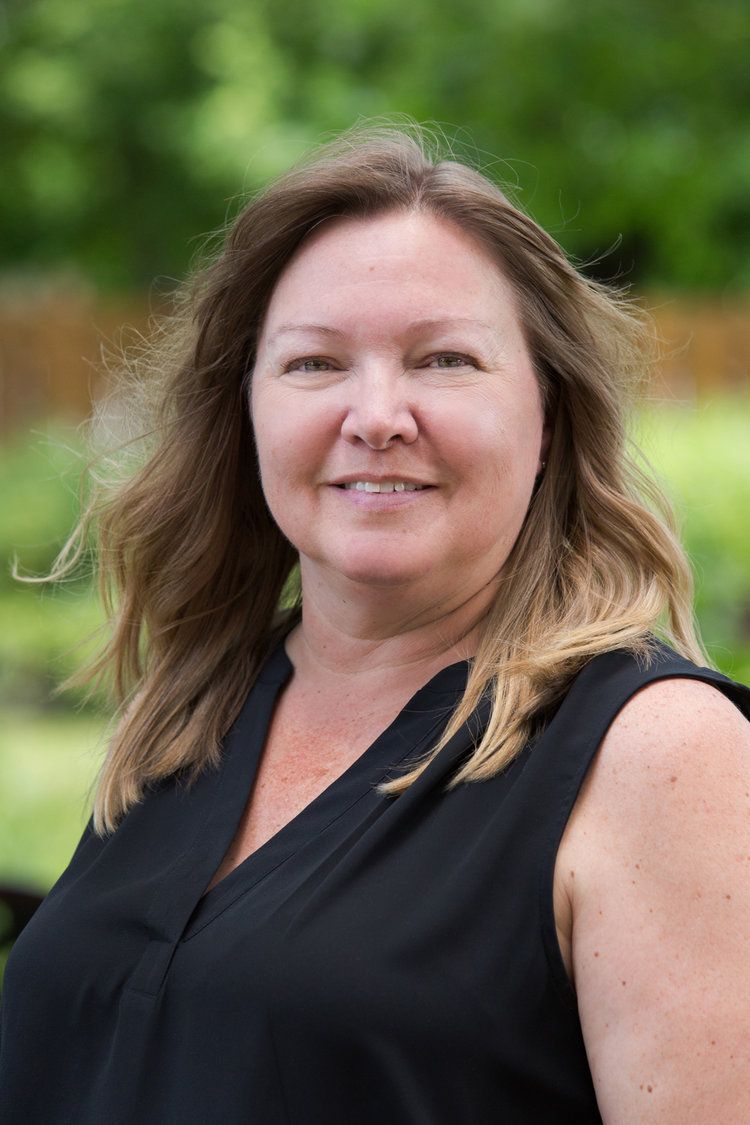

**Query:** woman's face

left=252, top=210, right=548, bottom=602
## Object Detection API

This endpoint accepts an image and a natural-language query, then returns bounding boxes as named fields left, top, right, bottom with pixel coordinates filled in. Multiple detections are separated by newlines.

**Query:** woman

left=2, top=125, right=749, bottom=1124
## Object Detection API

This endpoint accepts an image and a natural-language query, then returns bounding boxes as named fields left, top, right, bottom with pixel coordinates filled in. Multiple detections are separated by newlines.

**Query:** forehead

left=260, top=210, right=524, bottom=339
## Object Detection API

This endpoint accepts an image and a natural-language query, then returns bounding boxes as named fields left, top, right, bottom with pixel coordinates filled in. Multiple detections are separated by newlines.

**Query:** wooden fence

left=1, top=287, right=748, bottom=436
left=647, top=296, right=750, bottom=400
left=0, top=287, right=151, bottom=437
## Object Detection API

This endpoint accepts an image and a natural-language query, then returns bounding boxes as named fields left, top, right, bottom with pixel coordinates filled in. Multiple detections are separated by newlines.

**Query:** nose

left=340, top=368, right=419, bottom=449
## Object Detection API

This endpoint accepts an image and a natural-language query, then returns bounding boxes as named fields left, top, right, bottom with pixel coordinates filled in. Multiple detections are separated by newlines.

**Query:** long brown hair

left=48, top=123, right=705, bottom=831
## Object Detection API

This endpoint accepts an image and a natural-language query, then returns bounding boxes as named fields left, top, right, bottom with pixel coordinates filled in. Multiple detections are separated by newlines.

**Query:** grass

left=0, top=710, right=104, bottom=890
left=636, top=398, right=750, bottom=681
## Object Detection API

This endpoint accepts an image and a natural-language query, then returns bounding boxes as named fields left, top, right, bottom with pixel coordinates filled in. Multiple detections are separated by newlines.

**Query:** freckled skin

left=220, top=211, right=551, bottom=894
left=555, top=677, right=750, bottom=1122
left=223, top=212, right=750, bottom=1122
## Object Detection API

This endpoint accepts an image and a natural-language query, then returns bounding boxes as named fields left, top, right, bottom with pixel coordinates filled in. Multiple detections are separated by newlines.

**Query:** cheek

left=252, top=404, right=292, bottom=516
left=253, top=389, right=306, bottom=478
left=441, top=395, right=542, bottom=485
left=252, top=393, right=335, bottom=532
left=253, top=381, right=338, bottom=457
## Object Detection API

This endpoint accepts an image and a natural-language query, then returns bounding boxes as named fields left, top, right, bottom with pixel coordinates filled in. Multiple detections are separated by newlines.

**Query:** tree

left=1, top=0, right=748, bottom=290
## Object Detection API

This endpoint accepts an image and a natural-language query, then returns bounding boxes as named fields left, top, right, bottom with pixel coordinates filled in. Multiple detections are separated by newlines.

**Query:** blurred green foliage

left=2, top=0, right=750, bottom=290
left=0, top=433, right=103, bottom=713
left=636, top=400, right=750, bottom=681
left=1, top=400, right=749, bottom=900
left=0, top=433, right=84, bottom=581
left=0, top=710, right=102, bottom=889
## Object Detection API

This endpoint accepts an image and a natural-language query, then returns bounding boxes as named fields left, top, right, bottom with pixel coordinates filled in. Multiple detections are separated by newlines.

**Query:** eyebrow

left=265, top=317, right=497, bottom=347
left=265, top=323, right=346, bottom=347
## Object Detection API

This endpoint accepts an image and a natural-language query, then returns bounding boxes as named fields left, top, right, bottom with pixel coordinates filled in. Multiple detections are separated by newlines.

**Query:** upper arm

left=562, top=677, right=750, bottom=1124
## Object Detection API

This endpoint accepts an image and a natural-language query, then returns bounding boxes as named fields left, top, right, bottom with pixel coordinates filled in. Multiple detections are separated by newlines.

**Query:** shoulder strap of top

left=528, top=641, right=750, bottom=1005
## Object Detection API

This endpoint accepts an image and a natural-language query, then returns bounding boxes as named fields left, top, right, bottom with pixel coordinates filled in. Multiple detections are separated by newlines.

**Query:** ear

left=537, top=416, right=552, bottom=475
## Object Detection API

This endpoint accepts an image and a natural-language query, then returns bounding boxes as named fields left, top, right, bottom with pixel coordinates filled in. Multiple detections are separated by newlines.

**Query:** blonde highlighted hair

left=50, top=123, right=706, bottom=831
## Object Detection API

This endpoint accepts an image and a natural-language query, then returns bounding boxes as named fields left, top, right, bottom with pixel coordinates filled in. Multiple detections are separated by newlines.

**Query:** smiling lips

left=339, top=480, right=428, bottom=493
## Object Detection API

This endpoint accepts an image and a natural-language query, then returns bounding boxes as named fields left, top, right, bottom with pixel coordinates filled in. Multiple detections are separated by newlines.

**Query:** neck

left=286, top=562, right=498, bottom=689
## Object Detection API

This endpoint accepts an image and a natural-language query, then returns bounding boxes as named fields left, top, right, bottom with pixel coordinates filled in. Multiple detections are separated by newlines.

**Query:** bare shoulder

left=560, top=675, right=750, bottom=1123
left=602, top=672, right=749, bottom=759
left=575, top=676, right=750, bottom=845
left=586, top=674, right=750, bottom=800
left=563, top=675, right=750, bottom=894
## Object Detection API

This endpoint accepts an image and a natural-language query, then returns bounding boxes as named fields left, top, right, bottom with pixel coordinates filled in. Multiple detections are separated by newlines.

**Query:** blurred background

left=1, top=0, right=749, bottom=968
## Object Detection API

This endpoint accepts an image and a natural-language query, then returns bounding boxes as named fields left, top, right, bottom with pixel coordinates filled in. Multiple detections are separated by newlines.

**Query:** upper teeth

left=342, top=481, right=425, bottom=492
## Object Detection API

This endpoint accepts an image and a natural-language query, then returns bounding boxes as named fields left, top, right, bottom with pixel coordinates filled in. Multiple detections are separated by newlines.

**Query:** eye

left=426, top=353, right=476, bottom=369
left=283, top=356, right=336, bottom=373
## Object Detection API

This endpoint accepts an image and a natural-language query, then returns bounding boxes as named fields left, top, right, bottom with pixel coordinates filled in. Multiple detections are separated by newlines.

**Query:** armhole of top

left=537, top=659, right=750, bottom=1009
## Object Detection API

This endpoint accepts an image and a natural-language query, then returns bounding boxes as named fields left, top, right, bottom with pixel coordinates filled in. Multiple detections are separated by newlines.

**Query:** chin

left=324, top=550, right=427, bottom=589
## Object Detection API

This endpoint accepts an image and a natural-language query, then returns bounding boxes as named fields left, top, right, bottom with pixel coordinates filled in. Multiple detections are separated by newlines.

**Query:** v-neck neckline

left=184, top=643, right=471, bottom=935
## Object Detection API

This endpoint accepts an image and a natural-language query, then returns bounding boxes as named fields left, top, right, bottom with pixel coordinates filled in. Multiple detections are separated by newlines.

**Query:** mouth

left=336, top=480, right=430, bottom=493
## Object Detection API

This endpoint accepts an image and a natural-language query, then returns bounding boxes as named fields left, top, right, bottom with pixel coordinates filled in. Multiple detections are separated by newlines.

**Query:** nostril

left=340, top=405, right=419, bottom=449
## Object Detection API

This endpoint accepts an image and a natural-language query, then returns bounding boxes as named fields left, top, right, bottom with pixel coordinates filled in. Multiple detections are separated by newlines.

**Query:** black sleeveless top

left=2, top=642, right=749, bottom=1124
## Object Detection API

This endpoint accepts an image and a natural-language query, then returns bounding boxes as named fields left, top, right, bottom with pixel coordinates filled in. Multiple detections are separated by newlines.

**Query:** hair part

left=45, top=122, right=706, bottom=832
